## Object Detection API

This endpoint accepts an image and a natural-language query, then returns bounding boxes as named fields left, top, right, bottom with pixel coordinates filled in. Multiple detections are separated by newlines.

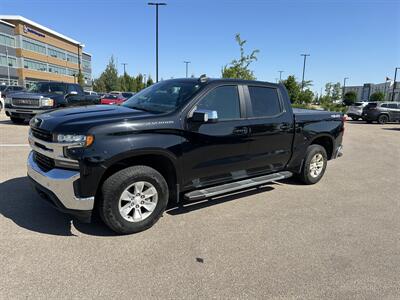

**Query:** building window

left=82, top=59, right=91, bottom=69
left=67, top=68, right=78, bottom=77
left=22, top=38, right=46, bottom=55
left=48, top=64, right=66, bottom=75
left=67, top=53, right=78, bottom=64
left=0, top=33, right=15, bottom=48
left=24, top=58, right=47, bottom=72
left=0, top=55, right=17, bottom=68
left=48, top=47, right=66, bottom=60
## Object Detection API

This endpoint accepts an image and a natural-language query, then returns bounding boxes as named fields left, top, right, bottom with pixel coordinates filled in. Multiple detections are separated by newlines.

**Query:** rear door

left=387, top=103, right=400, bottom=120
left=244, top=84, right=294, bottom=175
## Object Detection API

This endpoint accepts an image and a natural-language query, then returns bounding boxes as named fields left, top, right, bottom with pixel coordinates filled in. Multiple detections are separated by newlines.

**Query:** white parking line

left=0, top=144, right=29, bottom=147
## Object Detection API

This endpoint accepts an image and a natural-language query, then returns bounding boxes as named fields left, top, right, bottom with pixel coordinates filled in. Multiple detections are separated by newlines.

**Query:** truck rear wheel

left=377, top=114, right=389, bottom=124
left=298, top=145, right=327, bottom=185
left=99, top=165, right=169, bottom=234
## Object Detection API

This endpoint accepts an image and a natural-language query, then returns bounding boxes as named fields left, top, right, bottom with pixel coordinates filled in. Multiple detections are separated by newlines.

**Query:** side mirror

left=67, top=91, right=78, bottom=97
left=191, top=109, right=218, bottom=123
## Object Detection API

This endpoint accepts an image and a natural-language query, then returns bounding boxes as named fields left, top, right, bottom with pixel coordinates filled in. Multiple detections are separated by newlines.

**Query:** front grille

left=12, top=98, right=40, bottom=107
left=31, top=127, right=53, bottom=142
left=33, top=151, right=55, bottom=172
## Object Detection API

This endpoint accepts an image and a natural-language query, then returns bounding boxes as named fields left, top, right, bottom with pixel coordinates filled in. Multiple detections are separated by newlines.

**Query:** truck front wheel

left=99, top=165, right=169, bottom=234
left=298, top=145, right=328, bottom=185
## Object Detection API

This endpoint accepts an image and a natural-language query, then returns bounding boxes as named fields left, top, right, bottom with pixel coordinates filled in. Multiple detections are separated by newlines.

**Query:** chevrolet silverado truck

left=27, top=77, right=344, bottom=234
left=4, top=81, right=100, bottom=124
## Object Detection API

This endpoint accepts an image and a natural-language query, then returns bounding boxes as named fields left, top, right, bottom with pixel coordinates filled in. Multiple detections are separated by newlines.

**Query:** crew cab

left=27, top=77, right=344, bottom=234
left=4, top=81, right=100, bottom=124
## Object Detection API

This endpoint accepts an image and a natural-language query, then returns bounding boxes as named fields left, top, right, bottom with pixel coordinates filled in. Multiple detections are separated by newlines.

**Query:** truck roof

left=164, top=77, right=280, bottom=87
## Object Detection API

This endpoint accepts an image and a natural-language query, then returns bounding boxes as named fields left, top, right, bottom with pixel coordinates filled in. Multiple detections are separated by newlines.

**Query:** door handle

left=280, top=123, right=291, bottom=130
left=233, top=127, right=249, bottom=136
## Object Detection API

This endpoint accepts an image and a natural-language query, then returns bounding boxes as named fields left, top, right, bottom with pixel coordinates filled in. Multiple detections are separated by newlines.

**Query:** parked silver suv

left=347, top=102, right=369, bottom=120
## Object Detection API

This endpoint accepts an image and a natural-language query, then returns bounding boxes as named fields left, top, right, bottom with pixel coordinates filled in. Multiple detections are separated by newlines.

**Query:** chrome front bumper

left=27, top=151, right=94, bottom=211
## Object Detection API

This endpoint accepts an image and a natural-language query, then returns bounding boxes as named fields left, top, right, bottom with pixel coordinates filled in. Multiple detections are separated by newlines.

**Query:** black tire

left=298, top=145, right=328, bottom=185
left=10, top=116, right=25, bottom=124
left=351, top=116, right=359, bottom=121
left=377, top=114, right=389, bottom=124
left=99, top=165, right=169, bottom=234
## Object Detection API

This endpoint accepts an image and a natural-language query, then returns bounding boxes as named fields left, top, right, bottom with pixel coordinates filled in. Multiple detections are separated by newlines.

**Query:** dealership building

left=343, top=81, right=400, bottom=102
left=0, top=15, right=92, bottom=89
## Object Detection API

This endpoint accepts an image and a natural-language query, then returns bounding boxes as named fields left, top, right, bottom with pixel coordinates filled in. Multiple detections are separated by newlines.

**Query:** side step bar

left=184, top=171, right=293, bottom=201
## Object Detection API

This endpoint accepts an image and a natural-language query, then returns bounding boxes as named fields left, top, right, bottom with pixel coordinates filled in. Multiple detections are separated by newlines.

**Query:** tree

left=146, top=76, right=154, bottom=87
left=93, top=78, right=106, bottom=92
left=221, top=34, right=259, bottom=80
left=283, top=75, right=301, bottom=103
left=343, top=91, right=357, bottom=106
left=96, top=56, right=120, bottom=92
left=370, top=91, right=385, bottom=101
left=331, top=82, right=342, bottom=100
left=298, top=89, right=314, bottom=104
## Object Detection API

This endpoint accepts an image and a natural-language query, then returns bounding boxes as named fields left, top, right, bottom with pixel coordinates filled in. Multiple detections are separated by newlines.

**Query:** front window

left=123, top=80, right=204, bottom=113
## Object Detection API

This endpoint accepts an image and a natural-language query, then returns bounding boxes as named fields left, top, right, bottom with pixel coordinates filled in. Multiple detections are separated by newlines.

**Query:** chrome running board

left=184, top=171, right=293, bottom=201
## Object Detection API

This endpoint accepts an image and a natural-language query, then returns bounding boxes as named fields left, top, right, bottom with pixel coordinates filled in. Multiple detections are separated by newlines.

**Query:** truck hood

left=31, top=105, right=157, bottom=133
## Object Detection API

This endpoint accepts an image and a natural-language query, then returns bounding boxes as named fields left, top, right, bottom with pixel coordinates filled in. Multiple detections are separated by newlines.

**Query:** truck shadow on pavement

left=1, top=176, right=277, bottom=236
left=0, top=176, right=115, bottom=237
left=166, top=186, right=275, bottom=215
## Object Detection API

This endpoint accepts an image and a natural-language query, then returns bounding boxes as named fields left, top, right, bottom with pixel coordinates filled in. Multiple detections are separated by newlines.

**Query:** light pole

left=5, top=46, right=10, bottom=85
left=121, top=62, right=128, bottom=75
left=391, top=67, right=399, bottom=101
left=143, top=74, right=147, bottom=87
left=300, top=54, right=310, bottom=90
left=384, top=76, right=390, bottom=100
left=343, top=77, right=349, bottom=98
left=278, top=70, right=284, bottom=82
left=184, top=61, right=191, bottom=78
left=148, top=2, right=167, bottom=83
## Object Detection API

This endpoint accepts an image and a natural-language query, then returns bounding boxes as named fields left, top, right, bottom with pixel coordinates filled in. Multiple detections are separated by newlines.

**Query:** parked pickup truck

left=4, top=81, right=100, bottom=124
left=27, top=77, right=344, bottom=234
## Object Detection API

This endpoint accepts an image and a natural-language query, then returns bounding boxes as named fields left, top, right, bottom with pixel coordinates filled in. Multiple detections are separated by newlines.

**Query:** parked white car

left=347, top=102, right=369, bottom=120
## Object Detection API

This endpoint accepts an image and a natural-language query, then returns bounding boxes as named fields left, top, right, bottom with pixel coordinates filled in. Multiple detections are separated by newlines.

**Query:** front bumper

left=27, top=151, right=94, bottom=221
left=5, top=107, right=48, bottom=119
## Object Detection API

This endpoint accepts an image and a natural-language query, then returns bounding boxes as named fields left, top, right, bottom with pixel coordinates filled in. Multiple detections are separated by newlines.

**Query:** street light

left=391, top=67, right=400, bottom=101
left=148, top=2, right=167, bottom=83
left=121, top=63, right=128, bottom=75
left=343, top=77, right=349, bottom=98
left=278, top=70, right=284, bottom=82
left=300, top=54, right=310, bottom=90
left=184, top=61, right=191, bottom=78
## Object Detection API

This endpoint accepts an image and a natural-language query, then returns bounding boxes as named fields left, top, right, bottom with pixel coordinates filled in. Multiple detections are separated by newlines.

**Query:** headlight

left=5, top=97, right=11, bottom=104
left=56, top=134, right=94, bottom=147
left=40, top=97, right=54, bottom=107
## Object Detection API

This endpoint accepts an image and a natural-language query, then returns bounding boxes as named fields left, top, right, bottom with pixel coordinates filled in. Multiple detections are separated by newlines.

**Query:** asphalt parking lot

left=0, top=112, right=399, bottom=299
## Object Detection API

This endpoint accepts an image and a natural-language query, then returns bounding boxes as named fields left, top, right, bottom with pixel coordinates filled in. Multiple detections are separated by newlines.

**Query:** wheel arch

left=96, top=149, right=180, bottom=204
left=309, top=134, right=334, bottom=160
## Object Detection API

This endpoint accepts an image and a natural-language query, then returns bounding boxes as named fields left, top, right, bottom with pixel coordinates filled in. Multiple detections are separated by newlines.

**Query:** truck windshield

left=122, top=80, right=203, bottom=113
left=28, top=82, right=66, bottom=94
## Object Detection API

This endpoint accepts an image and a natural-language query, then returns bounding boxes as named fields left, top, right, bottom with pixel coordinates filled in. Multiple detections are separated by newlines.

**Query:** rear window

left=388, top=103, right=398, bottom=109
left=104, top=94, right=118, bottom=99
left=366, top=103, right=377, bottom=108
left=354, top=102, right=364, bottom=107
left=248, top=86, right=282, bottom=117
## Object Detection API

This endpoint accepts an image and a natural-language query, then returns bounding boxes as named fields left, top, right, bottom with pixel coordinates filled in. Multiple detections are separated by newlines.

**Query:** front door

left=181, top=84, right=251, bottom=189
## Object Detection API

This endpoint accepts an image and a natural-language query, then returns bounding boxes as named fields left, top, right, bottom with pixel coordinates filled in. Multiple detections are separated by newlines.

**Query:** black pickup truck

left=27, top=77, right=344, bottom=234
left=4, top=81, right=99, bottom=124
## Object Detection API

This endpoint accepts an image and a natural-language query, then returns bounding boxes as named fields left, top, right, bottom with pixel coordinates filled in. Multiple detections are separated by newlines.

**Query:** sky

left=1, top=0, right=399, bottom=94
